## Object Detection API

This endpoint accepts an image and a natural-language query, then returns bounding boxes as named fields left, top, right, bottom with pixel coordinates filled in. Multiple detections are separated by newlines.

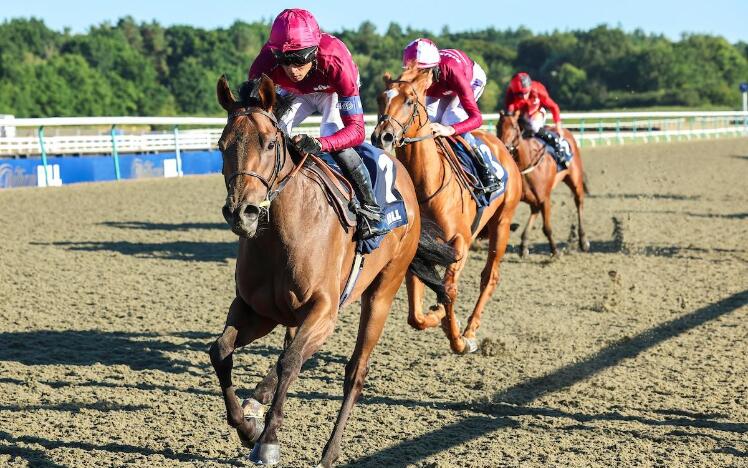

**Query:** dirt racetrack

left=1, top=137, right=747, bottom=467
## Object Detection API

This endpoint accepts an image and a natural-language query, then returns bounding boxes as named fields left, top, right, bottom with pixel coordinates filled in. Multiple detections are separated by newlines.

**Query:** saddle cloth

left=448, top=135, right=508, bottom=207
left=315, top=143, right=408, bottom=254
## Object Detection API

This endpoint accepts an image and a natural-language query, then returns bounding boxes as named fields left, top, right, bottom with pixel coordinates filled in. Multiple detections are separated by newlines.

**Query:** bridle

left=378, top=81, right=434, bottom=147
left=499, top=116, right=545, bottom=175
left=224, top=106, right=307, bottom=208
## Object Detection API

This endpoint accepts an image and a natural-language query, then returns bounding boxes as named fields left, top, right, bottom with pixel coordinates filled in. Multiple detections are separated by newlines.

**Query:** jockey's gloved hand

left=292, top=134, right=322, bottom=155
left=431, top=123, right=456, bottom=137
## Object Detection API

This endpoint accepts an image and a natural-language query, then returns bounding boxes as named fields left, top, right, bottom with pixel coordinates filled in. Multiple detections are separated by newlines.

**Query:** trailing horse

left=497, top=110, right=590, bottom=257
left=209, top=74, right=455, bottom=467
left=371, top=67, right=522, bottom=354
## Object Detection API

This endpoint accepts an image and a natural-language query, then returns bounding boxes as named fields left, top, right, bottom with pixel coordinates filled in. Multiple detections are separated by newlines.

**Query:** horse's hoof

left=248, top=442, right=280, bottom=465
left=580, top=239, right=590, bottom=252
left=520, top=247, right=529, bottom=258
left=237, top=416, right=265, bottom=449
left=242, top=398, right=265, bottom=420
left=462, top=337, right=479, bottom=354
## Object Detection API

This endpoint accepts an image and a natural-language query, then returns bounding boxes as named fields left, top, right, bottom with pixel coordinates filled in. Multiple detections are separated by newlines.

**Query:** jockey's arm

left=317, top=57, right=365, bottom=152
left=538, top=87, right=563, bottom=135
left=450, top=73, right=483, bottom=135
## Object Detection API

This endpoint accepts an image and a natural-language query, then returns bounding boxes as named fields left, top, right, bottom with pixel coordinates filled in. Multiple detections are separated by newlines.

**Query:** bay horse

left=210, top=74, right=455, bottom=467
left=497, top=110, right=590, bottom=256
left=371, top=67, right=522, bottom=355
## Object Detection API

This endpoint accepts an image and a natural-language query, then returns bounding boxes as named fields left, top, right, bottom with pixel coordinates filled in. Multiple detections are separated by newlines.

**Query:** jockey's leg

left=461, top=132, right=501, bottom=194
left=535, top=126, right=567, bottom=165
left=331, top=148, right=390, bottom=240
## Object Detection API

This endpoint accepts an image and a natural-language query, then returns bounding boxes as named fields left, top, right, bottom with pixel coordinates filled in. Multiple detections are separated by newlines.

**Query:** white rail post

left=37, top=126, right=50, bottom=187
left=173, top=126, right=183, bottom=176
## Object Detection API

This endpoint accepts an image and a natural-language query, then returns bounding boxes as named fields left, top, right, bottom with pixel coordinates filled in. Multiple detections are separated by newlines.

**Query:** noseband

left=224, top=107, right=306, bottom=208
left=379, top=81, right=434, bottom=147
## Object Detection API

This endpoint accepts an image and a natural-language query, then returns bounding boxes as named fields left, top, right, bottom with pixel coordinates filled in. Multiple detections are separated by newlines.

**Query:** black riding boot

left=332, top=148, right=390, bottom=240
left=536, top=128, right=568, bottom=166
left=467, top=144, right=501, bottom=194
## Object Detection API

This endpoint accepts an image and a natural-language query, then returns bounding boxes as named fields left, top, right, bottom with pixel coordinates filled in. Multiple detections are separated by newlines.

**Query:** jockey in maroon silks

left=504, top=72, right=569, bottom=165
left=402, top=38, right=501, bottom=193
left=249, top=8, right=387, bottom=240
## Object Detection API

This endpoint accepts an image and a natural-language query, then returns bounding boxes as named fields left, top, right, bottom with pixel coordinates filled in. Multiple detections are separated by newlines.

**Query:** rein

left=225, top=107, right=308, bottom=208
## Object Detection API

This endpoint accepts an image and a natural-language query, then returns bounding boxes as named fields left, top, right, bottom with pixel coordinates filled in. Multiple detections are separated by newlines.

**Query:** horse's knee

left=209, top=338, right=232, bottom=368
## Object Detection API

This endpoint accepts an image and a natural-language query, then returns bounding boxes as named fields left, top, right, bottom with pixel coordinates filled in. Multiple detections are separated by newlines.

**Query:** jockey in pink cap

left=402, top=38, right=500, bottom=193
left=249, top=8, right=387, bottom=240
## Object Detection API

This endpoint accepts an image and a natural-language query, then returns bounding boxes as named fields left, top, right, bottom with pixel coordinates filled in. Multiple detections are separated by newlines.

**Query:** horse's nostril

left=222, top=204, right=232, bottom=222
left=242, top=204, right=260, bottom=220
left=382, top=133, right=394, bottom=143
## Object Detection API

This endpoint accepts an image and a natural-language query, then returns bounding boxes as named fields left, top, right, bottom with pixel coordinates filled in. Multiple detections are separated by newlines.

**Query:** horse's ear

left=513, top=110, right=521, bottom=119
left=217, top=75, right=235, bottom=112
left=499, top=109, right=506, bottom=117
left=257, top=74, right=276, bottom=112
left=383, top=72, right=392, bottom=85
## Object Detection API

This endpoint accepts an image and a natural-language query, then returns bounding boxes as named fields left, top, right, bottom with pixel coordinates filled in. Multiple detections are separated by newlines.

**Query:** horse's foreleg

left=319, top=272, right=401, bottom=467
left=541, top=200, right=558, bottom=256
left=520, top=204, right=540, bottom=257
left=251, top=327, right=297, bottom=405
left=250, top=296, right=335, bottom=466
left=209, top=297, right=277, bottom=448
left=406, top=271, right=444, bottom=330
left=463, top=212, right=513, bottom=346
left=441, top=234, right=469, bottom=354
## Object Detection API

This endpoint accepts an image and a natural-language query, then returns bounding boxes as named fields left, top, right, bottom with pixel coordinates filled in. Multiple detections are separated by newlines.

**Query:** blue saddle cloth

left=534, top=132, right=573, bottom=171
left=318, top=143, right=408, bottom=254
left=449, top=136, right=508, bottom=208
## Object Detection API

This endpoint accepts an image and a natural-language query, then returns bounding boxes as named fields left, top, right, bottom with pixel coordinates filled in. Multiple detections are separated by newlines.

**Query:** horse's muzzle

left=371, top=126, right=395, bottom=154
left=223, top=202, right=261, bottom=238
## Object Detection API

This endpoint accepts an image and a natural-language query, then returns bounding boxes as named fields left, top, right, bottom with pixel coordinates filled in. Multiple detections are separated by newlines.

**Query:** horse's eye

left=267, top=141, right=275, bottom=151
left=406, top=99, right=413, bottom=106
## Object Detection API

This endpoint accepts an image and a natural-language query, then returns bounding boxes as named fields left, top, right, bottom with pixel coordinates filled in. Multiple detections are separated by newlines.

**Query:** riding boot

left=468, top=144, right=501, bottom=194
left=536, top=128, right=568, bottom=166
left=332, top=148, right=390, bottom=240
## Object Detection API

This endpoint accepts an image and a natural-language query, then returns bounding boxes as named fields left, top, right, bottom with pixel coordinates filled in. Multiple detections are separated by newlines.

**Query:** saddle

left=300, top=156, right=357, bottom=230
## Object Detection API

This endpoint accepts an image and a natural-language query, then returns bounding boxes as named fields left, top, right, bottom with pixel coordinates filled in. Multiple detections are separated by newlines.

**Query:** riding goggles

left=273, top=46, right=318, bottom=66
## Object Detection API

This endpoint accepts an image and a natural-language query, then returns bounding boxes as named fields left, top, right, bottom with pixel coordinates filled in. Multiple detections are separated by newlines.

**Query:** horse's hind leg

left=520, top=204, right=540, bottom=257
left=209, top=297, right=277, bottom=448
left=564, top=169, right=589, bottom=252
left=250, top=327, right=296, bottom=405
left=406, top=272, right=444, bottom=330
left=463, top=209, right=514, bottom=348
left=319, top=269, right=403, bottom=467
left=250, top=295, right=336, bottom=466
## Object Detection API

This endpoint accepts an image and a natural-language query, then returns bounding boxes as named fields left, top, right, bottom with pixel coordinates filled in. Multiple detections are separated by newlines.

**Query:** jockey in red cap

left=402, top=38, right=501, bottom=194
left=504, top=72, right=569, bottom=166
left=249, top=8, right=387, bottom=240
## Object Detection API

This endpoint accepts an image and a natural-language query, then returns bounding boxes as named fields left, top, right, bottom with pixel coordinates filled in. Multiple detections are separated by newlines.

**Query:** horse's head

left=217, top=74, right=289, bottom=238
left=371, top=66, right=433, bottom=153
left=497, top=109, right=522, bottom=157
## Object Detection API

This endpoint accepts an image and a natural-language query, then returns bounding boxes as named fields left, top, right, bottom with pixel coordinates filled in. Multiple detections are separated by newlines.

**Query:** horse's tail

left=583, top=172, right=591, bottom=195
left=408, top=221, right=459, bottom=304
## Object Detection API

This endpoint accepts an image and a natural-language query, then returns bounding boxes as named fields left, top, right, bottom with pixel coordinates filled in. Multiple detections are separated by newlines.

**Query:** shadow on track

left=100, top=221, right=226, bottom=231
left=36, top=240, right=237, bottom=263
left=344, top=289, right=748, bottom=467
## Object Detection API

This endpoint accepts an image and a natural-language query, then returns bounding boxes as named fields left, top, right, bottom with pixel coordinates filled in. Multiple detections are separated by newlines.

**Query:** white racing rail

left=1, top=111, right=746, bottom=157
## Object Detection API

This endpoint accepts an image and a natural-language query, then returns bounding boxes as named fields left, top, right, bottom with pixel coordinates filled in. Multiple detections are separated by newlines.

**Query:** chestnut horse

left=210, top=75, right=455, bottom=467
left=497, top=110, right=590, bottom=256
left=371, top=67, right=522, bottom=354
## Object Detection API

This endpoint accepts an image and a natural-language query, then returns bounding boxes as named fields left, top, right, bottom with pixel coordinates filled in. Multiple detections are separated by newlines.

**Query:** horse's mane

left=237, top=79, right=295, bottom=122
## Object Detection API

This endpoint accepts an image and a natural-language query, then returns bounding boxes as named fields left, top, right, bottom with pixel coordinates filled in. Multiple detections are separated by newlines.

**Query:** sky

left=0, top=0, right=746, bottom=43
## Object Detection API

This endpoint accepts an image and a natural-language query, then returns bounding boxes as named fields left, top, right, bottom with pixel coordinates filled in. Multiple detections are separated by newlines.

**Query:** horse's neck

left=517, top=137, right=539, bottom=169
left=398, top=137, right=450, bottom=200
